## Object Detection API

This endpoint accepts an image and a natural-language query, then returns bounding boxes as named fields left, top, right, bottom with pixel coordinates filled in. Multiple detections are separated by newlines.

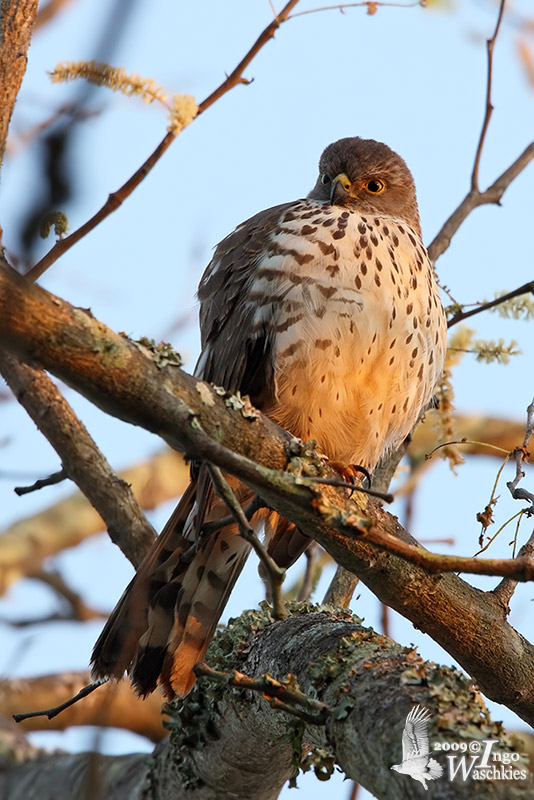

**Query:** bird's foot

left=329, top=462, right=372, bottom=489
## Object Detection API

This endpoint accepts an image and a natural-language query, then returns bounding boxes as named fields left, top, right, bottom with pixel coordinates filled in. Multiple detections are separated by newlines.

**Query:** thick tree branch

left=0, top=352, right=156, bottom=569
left=2, top=264, right=534, bottom=725
left=1, top=610, right=531, bottom=799
left=0, top=0, right=39, bottom=171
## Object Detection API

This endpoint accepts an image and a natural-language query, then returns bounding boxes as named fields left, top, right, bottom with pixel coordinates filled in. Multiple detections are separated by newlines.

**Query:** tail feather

left=92, top=473, right=261, bottom=699
left=427, top=758, right=443, bottom=779
left=262, top=512, right=310, bottom=574
left=160, top=526, right=251, bottom=697
left=90, top=481, right=198, bottom=684
left=92, top=468, right=311, bottom=700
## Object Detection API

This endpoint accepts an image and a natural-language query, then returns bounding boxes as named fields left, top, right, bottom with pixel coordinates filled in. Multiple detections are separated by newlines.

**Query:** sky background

left=1, top=1, right=533, bottom=797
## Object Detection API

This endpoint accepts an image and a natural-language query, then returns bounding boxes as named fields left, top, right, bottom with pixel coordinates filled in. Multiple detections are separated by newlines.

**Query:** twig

left=322, top=565, right=359, bottom=607
left=28, top=568, right=106, bottom=622
left=25, top=0, right=302, bottom=282
left=201, top=495, right=265, bottom=535
left=471, top=0, right=506, bottom=191
left=289, top=1, right=421, bottom=18
left=447, top=282, right=534, bottom=328
left=428, top=144, right=534, bottom=263
left=193, top=662, right=328, bottom=726
left=297, top=475, right=393, bottom=503
left=35, top=0, right=74, bottom=30
left=0, top=352, right=156, bottom=568
left=297, top=541, right=318, bottom=601
left=338, top=522, right=534, bottom=581
left=206, top=464, right=287, bottom=620
left=492, top=531, right=534, bottom=612
left=14, top=467, right=66, bottom=495
left=427, top=0, right=533, bottom=264
left=13, top=679, right=107, bottom=723
left=506, top=399, right=534, bottom=514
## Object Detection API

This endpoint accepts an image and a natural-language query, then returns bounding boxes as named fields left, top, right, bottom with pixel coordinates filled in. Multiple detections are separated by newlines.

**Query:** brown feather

left=91, top=137, right=447, bottom=700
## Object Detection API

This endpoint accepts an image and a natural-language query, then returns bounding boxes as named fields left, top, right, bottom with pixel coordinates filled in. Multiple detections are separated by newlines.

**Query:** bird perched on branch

left=91, top=137, right=447, bottom=699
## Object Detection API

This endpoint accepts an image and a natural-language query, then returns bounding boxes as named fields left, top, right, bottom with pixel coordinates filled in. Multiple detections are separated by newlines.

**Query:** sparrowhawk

left=91, top=137, right=447, bottom=698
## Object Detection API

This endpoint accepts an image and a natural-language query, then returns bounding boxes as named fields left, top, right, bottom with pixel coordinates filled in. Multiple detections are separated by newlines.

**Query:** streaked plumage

left=91, top=137, right=447, bottom=698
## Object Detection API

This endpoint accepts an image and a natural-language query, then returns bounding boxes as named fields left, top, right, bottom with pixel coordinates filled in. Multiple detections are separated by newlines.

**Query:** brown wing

left=195, top=201, right=311, bottom=572
left=92, top=201, right=308, bottom=699
left=195, top=201, right=296, bottom=404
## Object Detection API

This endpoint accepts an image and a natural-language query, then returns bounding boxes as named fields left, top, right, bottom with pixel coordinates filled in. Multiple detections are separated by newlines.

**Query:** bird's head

left=390, top=764, right=401, bottom=773
left=308, top=137, right=422, bottom=237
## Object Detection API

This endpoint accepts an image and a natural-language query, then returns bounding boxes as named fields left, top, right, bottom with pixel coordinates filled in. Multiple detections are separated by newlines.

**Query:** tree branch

left=471, top=0, right=505, bottom=191
left=427, top=141, right=534, bottom=263
left=0, top=671, right=165, bottom=741
left=447, top=281, right=534, bottom=328
left=427, top=0, right=534, bottom=263
left=0, top=352, right=156, bottom=569
left=0, top=449, right=188, bottom=595
left=0, top=1, right=39, bottom=172
left=2, top=264, right=534, bottom=724
left=25, top=0, right=302, bottom=282
left=2, top=610, right=531, bottom=799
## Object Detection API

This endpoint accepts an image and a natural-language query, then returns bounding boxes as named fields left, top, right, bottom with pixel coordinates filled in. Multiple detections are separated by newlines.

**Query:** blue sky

left=1, top=1, right=533, bottom=797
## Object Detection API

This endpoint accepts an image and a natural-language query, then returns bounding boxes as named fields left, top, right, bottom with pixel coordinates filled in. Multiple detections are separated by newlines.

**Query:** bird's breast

left=249, top=202, right=447, bottom=469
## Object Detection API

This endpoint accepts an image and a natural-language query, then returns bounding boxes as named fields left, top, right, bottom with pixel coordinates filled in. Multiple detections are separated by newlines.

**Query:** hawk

left=91, top=137, right=447, bottom=698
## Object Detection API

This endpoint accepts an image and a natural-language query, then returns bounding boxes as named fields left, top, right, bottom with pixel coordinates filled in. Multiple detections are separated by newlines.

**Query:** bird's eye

left=364, top=178, right=385, bottom=194
left=321, top=173, right=330, bottom=184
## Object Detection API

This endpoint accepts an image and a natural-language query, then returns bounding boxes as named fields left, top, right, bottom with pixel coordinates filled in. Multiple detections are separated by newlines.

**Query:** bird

left=91, top=137, right=447, bottom=699
left=391, top=705, right=444, bottom=790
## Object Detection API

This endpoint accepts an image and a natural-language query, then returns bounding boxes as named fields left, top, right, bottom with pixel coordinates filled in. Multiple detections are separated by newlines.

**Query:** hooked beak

left=330, top=172, right=352, bottom=205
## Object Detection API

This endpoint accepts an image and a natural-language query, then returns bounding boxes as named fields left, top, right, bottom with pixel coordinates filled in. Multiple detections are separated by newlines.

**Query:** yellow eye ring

left=364, top=178, right=385, bottom=195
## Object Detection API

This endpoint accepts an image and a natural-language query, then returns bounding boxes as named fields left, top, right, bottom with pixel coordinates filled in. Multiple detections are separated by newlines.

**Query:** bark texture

left=0, top=0, right=39, bottom=169
left=1, top=609, right=531, bottom=799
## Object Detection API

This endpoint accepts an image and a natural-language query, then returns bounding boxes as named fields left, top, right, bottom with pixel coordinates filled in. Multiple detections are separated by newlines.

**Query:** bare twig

left=296, top=542, right=319, bottom=601
left=471, top=0, right=506, bottom=191
left=201, top=495, right=265, bottom=535
left=289, top=1, right=420, bottom=18
left=34, top=0, right=75, bottom=30
left=506, top=399, right=534, bottom=514
left=493, top=531, right=534, bottom=612
left=322, top=565, right=359, bottom=607
left=14, top=467, right=66, bottom=496
left=207, top=465, right=287, bottom=620
left=28, top=568, right=106, bottom=622
left=336, top=521, right=534, bottom=581
left=427, top=0, right=533, bottom=264
left=25, top=0, right=302, bottom=282
left=13, top=679, right=107, bottom=723
left=193, top=661, right=328, bottom=726
left=297, top=474, right=393, bottom=503
left=1, top=671, right=165, bottom=741
left=428, top=142, right=534, bottom=263
left=447, top=282, right=534, bottom=328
